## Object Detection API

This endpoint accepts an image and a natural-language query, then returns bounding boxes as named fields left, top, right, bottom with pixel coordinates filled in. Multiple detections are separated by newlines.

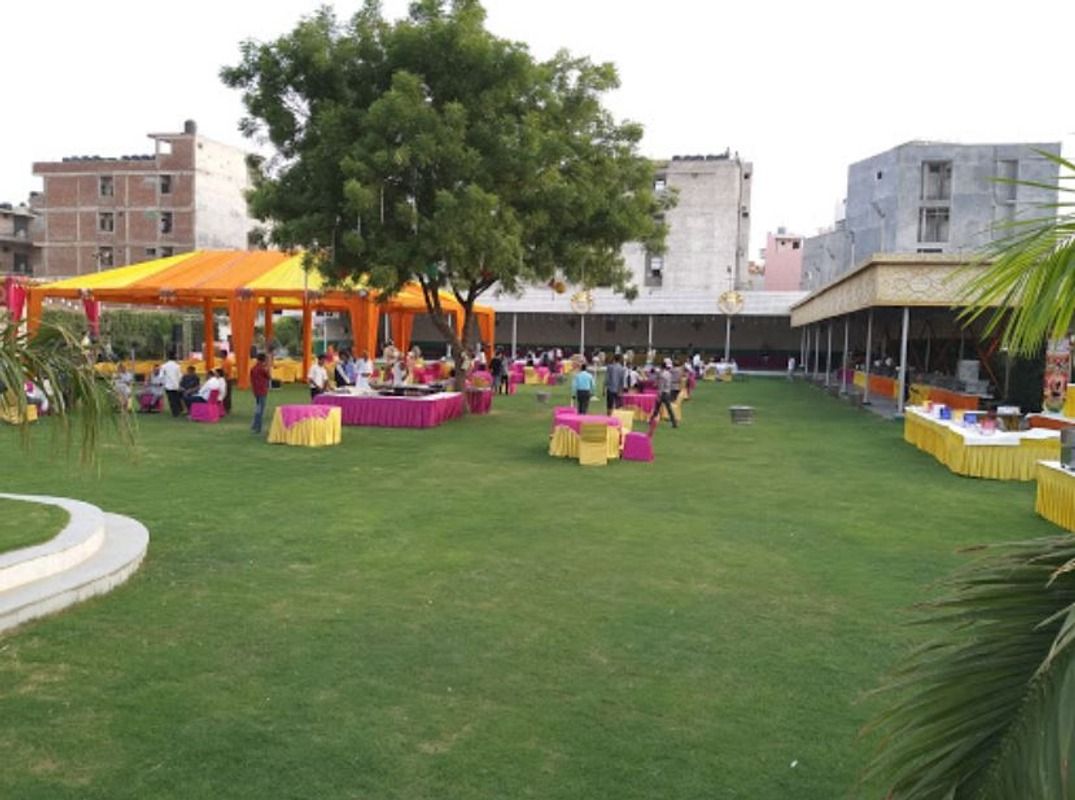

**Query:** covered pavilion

left=26, top=250, right=495, bottom=389
left=789, top=254, right=1006, bottom=413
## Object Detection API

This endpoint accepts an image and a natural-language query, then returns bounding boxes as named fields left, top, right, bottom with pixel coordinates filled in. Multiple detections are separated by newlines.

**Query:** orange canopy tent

left=27, top=250, right=495, bottom=389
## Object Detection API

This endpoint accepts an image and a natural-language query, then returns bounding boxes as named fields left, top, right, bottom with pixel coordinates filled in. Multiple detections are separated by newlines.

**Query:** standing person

left=787, top=355, right=796, bottom=380
left=221, top=350, right=236, bottom=414
left=490, top=349, right=506, bottom=394
left=307, top=354, right=328, bottom=399
left=334, top=351, right=354, bottom=388
left=572, top=362, right=595, bottom=414
left=649, top=360, right=679, bottom=428
left=604, top=353, right=626, bottom=414
left=391, top=357, right=408, bottom=387
left=354, top=350, right=374, bottom=391
left=250, top=350, right=273, bottom=434
left=161, top=351, right=183, bottom=418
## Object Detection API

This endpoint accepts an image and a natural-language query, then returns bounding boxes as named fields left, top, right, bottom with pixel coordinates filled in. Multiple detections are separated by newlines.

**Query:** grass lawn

left=0, top=496, right=67, bottom=555
left=0, top=378, right=1057, bottom=799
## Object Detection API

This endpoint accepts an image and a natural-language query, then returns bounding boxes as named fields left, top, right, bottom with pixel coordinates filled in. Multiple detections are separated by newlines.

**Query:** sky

left=5, top=0, right=1072, bottom=258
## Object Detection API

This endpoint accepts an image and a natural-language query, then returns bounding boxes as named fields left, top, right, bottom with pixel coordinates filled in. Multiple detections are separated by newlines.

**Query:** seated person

left=25, top=380, right=49, bottom=414
left=139, top=367, right=166, bottom=412
left=189, top=369, right=227, bottom=406
left=113, top=363, right=134, bottom=408
left=179, top=366, right=201, bottom=410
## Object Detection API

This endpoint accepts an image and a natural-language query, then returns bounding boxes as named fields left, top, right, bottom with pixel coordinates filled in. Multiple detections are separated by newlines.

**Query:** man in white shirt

left=308, top=355, right=329, bottom=399
left=354, top=351, right=374, bottom=391
left=160, top=352, right=183, bottom=417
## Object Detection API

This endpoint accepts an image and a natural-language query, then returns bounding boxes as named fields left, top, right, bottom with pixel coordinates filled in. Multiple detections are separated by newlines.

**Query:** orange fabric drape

left=391, top=313, right=414, bottom=355
left=347, top=296, right=380, bottom=359
left=477, top=310, right=495, bottom=360
left=301, top=303, right=313, bottom=382
left=25, top=289, right=42, bottom=334
left=228, top=294, right=258, bottom=389
left=263, top=300, right=274, bottom=344
left=202, top=300, right=216, bottom=371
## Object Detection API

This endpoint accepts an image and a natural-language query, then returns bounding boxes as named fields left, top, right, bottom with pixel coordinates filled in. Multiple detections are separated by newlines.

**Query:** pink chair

left=189, top=390, right=223, bottom=423
left=622, top=416, right=659, bottom=462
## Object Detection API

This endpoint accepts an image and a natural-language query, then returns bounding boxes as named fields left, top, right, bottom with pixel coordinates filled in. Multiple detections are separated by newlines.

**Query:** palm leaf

left=0, top=319, right=133, bottom=466
left=959, top=149, right=1075, bottom=357
left=863, top=536, right=1075, bottom=799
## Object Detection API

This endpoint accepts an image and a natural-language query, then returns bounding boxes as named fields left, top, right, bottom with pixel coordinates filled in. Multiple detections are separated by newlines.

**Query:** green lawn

left=0, top=379, right=1057, bottom=799
left=0, top=496, right=67, bottom=555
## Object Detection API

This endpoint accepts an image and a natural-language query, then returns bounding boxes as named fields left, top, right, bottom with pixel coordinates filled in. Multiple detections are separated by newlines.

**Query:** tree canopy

left=222, top=0, right=669, bottom=360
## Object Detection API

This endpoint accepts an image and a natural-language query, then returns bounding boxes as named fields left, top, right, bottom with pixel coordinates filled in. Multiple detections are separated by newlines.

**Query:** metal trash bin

left=729, top=405, right=755, bottom=425
left=1062, top=427, right=1075, bottom=470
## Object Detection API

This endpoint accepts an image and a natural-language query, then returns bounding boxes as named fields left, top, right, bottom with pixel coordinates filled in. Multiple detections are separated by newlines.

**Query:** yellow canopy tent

left=28, top=250, right=495, bottom=389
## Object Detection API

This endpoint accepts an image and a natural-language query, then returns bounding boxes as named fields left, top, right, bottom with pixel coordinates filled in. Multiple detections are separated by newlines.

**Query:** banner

left=1043, top=338, right=1071, bottom=413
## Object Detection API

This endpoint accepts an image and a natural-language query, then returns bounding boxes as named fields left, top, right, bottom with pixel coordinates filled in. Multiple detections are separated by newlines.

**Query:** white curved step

left=0, top=511, right=149, bottom=634
left=0, top=494, right=106, bottom=593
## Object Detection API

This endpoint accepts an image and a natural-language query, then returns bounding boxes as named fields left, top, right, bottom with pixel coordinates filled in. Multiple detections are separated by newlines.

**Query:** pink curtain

left=4, top=276, right=26, bottom=322
left=82, top=297, right=101, bottom=338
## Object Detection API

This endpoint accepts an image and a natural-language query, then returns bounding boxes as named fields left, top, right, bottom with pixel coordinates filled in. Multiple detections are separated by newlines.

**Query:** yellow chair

left=612, top=408, right=635, bottom=434
left=578, top=422, right=609, bottom=467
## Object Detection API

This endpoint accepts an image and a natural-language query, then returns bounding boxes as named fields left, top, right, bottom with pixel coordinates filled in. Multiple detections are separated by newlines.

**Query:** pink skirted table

left=549, top=412, right=622, bottom=459
left=622, top=392, right=658, bottom=419
left=314, top=392, right=465, bottom=428
left=466, top=388, right=493, bottom=414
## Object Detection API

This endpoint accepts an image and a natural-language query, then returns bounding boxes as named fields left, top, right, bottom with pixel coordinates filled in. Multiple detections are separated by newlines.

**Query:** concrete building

left=760, top=228, right=804, bottom=291
left=0, top=203, right=39, bottom=275
left=802, top=141, right=1061, bottom=290
left=31, top=120, right=255, bottom=278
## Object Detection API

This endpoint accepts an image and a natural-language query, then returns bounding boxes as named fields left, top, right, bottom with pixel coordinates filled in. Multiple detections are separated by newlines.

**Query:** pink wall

left=762, top=232, right=804, bottom=291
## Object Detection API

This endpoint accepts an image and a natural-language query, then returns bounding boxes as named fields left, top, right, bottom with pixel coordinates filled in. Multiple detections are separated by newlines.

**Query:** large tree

left=222, top=0, right=669, bottom=383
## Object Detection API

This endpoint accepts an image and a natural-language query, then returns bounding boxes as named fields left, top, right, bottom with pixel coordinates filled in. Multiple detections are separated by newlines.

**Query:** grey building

left=802, top=141, right=1061, bottom=290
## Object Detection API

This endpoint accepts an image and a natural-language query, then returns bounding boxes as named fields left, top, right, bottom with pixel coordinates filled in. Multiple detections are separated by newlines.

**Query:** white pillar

left=580, top=314, right=586, bottom=354
left=813, top=324, right=821, bottom=379
left=897, top=306, right=910, bottom=414
left=800, top=327, right=806, bottom=371
left=825, top=323, right=832, bottom=387
left=724, top=316, right=731, bottom=361
left=511, top=313, right=517, bottom=360
left=841, top=316, right=850, bottom=394
left=647, top=315, right=654, bottom=352
left=863, top=309, right=873, bottom=405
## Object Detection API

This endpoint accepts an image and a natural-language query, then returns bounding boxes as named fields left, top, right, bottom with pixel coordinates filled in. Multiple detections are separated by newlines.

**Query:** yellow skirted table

left=1035, top=461, right=1075, bottom=532
left=271, top=359, right=304, bottom=383
left=548, top=425, right=621, bottom=460
left=0, top=403, right=38, bottom=425
left=904, top=408, right=1060, bottom=481
left=267, top=405, right=342, bottom=447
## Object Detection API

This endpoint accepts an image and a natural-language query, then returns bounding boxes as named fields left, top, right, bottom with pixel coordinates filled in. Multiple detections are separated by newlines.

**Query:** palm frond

left=863, top=536, right=1075, bottom=799
left=0, top=319, right=134, bottom=466
left=959, top=149, right=1075, bottom=356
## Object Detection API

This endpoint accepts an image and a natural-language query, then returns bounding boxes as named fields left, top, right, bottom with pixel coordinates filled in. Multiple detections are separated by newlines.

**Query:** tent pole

left=203, top=300, right=215, bottom=371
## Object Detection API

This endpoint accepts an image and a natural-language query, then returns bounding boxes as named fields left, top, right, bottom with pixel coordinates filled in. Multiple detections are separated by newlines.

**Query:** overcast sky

left=5, top=0, right=1072, bottom=257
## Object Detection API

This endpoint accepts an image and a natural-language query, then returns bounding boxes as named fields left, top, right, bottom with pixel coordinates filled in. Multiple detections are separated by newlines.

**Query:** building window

left=97, top=246, right=114, bottom=268
left=98, top=212, right=114, bottom=232
left=921, top=161, right=952, bottom=201
left=792, top=240, right=801, bottom=249
left=13, top=252, right=30, bottom=274
left=160, top=175, right=172, bottom=195
left=160, top=246, right=174, bottom=257
left=99, top=176, right=114, bottom=197
left=917, top=248, right=943, bottom=254
left=918, top=207, right=950, bottom=242
left=645, top=252, right=664, bottom=287
left=160, top=211, right=173, bottom=234
left=876, top=170, right=883, bottom=180
left=995, top=160, right=1017, bottom=203
left=654, top=176, right=667, bottom=192
left=145, top=247, right=157, bottom=258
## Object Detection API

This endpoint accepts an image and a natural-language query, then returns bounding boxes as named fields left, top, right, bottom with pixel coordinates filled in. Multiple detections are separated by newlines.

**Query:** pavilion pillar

left=724, top=316, right=732, bottom=362
left=800, top=327, right=806, bottom=372
left=647, top=315, right=654, bottom=353
left=263, top=300, right=274, bottom=346
left=301, top=302, right=313, bottom=382
left=863, top=309, right=874, bottom=405
left=202, top=300, right=215, bottom=371
left=813, top=324, right=821, bottom=379
left=897, top=306, right=910, bottom=415
left=841, top=316, right=850, bottom=395
left=825, top=323, right=832, bottom=387
left=228, top=293, right=257, bottom=390
left=579, top=314, right=586, bottom=354
left=511, top=313, right=518, bottom=360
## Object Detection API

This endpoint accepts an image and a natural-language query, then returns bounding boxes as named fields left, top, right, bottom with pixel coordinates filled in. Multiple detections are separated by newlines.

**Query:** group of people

left=122, top=352, right=237, bottom=417
left=570, top=354, right=685, bottom=428
left=307, top=349, right=376, bottom=398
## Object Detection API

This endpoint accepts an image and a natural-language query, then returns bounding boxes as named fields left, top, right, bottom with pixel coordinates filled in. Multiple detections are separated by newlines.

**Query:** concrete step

left=0, top=494, right=106, bottom=593
left=0, top=504, right=148, bottom=634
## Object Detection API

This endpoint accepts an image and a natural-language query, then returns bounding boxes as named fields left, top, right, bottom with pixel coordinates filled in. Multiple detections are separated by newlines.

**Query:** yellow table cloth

left=548, top=425, right=621, bottom=459
left=0, top=403, right=38, bottom=425
left=267, top=406, right=342, bottom=447
left=904, top=408, right=1060, bottom=481
left=1035, top=461, right=1075, bottom=533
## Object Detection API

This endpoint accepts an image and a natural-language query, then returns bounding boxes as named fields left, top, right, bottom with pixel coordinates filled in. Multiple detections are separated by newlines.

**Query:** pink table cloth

left=314, top=392, right=465, bottom=428
left=466, top=388, right=493, bottom=414
left=622, top=392, right=658, bottom=416
left=279, top=404, right=333, bottom=429
left=554, top=412, right=622, bottom=434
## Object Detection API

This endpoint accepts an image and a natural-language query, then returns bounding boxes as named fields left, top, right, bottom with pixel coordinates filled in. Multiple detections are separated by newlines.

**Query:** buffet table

left=904, top=407, right=1060, bottom=481
left=314, top=391, right=465, bottom=428
left=549, top=412, right=622, bottom=459
left=267, top=404, right=341, bottom=447
left=1035, top=461, right=1075, bottom=532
